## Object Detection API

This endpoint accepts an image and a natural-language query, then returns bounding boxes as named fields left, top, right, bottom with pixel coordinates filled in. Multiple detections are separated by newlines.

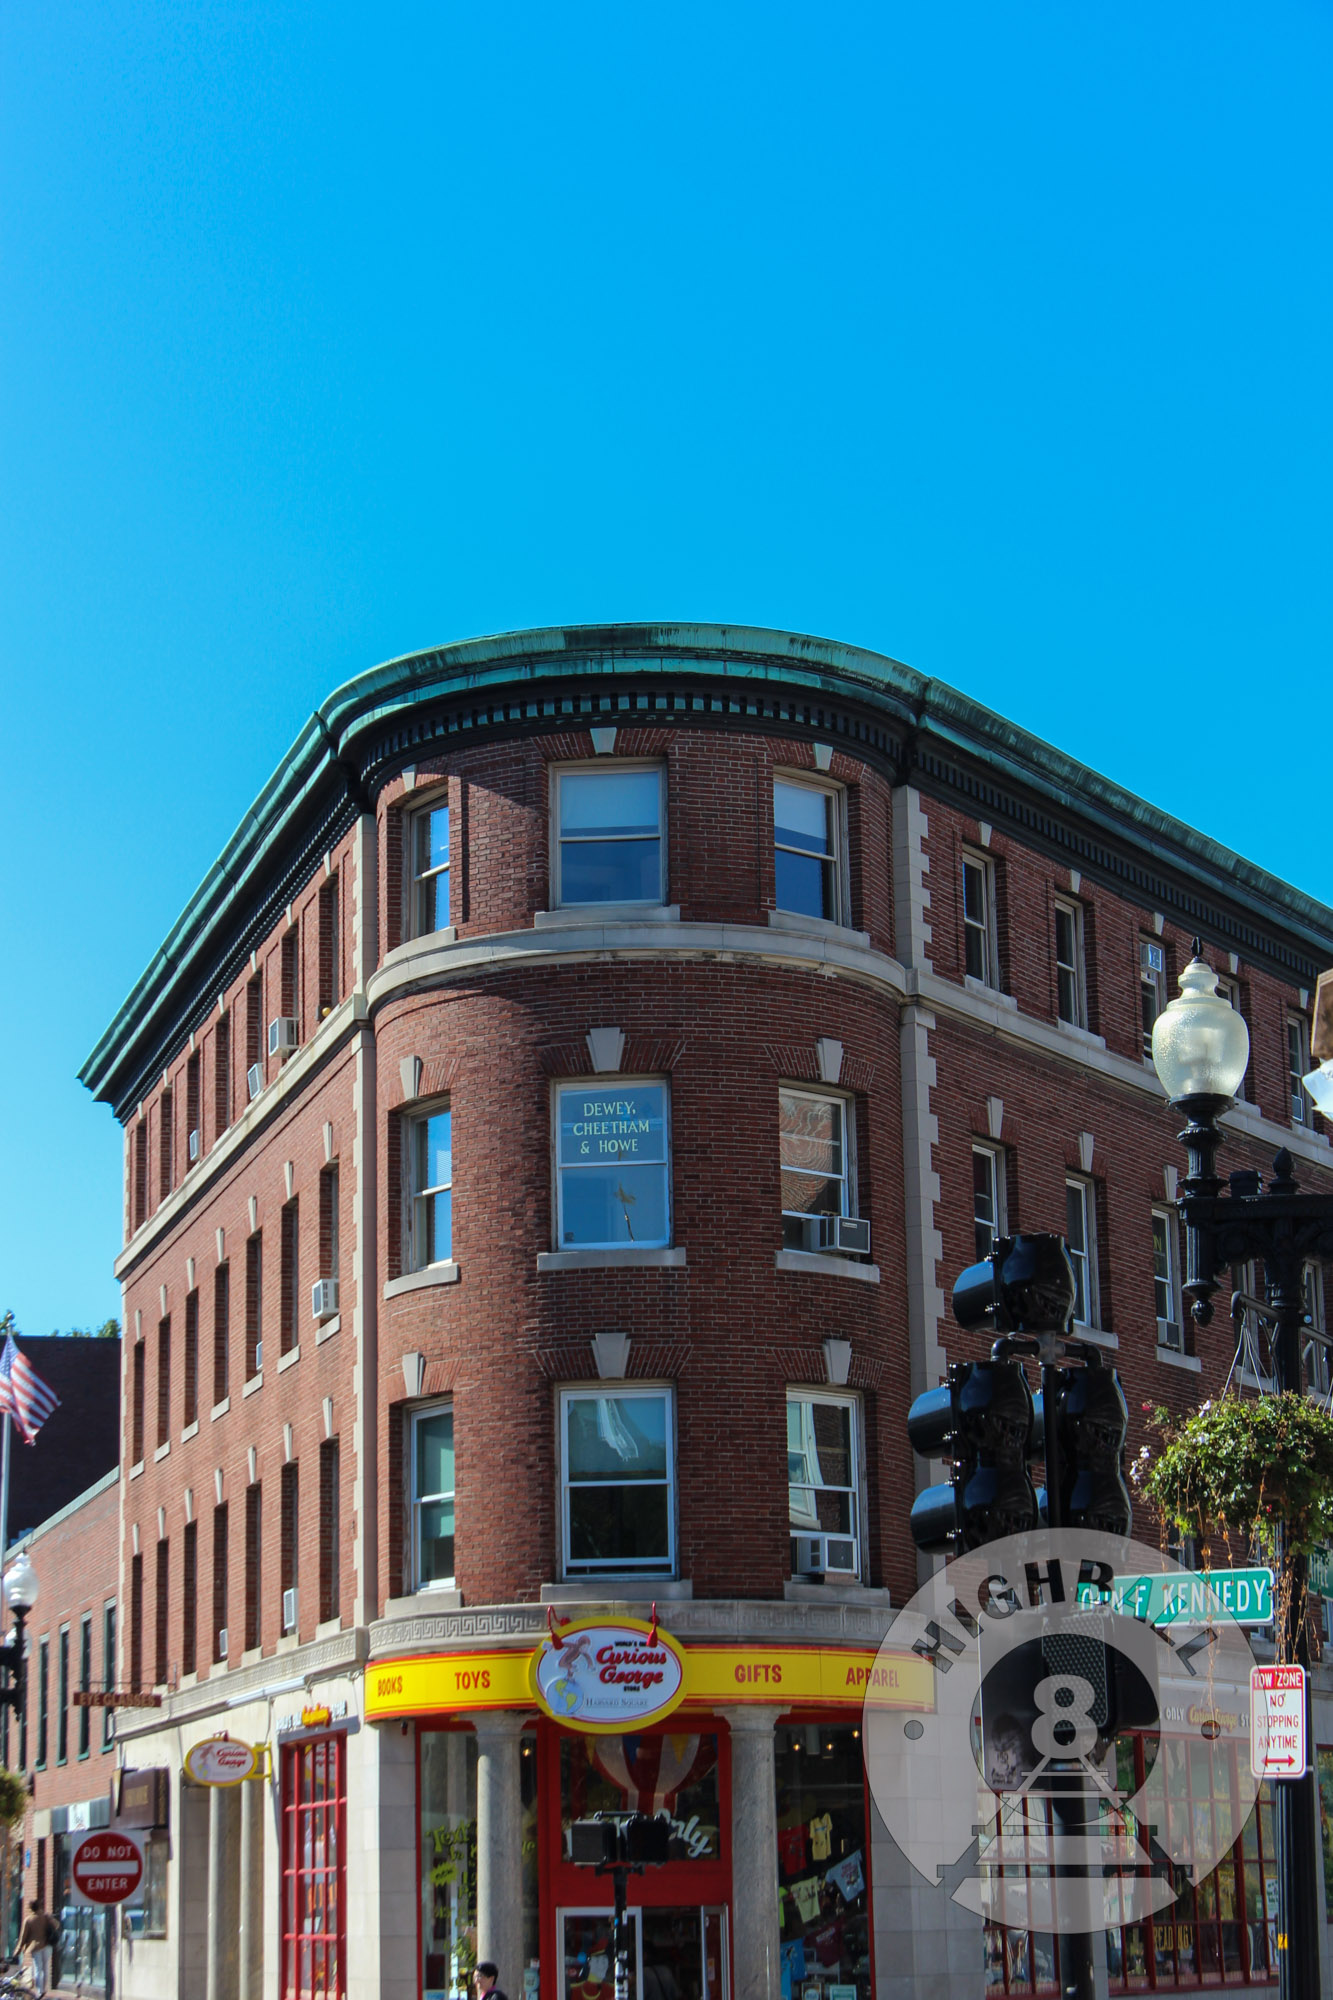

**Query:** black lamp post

left=0, top=1551, right=38, bottom=1739
left=1151, top=946, right=1333, bottom=2000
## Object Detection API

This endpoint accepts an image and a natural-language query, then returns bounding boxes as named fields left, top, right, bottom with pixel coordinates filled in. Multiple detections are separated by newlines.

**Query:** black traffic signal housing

left=952, top=1233, right=1078, bottom=1338
left=907, top=1359, right=1039, bottom=1555
left=1039, top=1361, right=1132, bottom=1536
left=567, top=1812, right=672, bottom=1869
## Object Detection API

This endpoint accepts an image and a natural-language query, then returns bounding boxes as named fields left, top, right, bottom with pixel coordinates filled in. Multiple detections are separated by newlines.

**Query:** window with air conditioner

left=773, top=776, right=845, bottom=925
left=972, top=1144, right=1006, bottom=1263
left=410, top=799, right=450, bottom=937
left=553, top=764, right=665, bottom=908
left=555, top=1081, right=670, bottom=1250
left=411, top=1402, right=455, bottom=1590
left=1216, top=976, right=1248, bottom=1100
left=779, top=1090, right=866, bottom=1256
left=406, top=1105, right=452, bottom=1270
left=1289, top=1012, right=1313, bottom=1125
left=787, top=1392, right=861, bottom=1581
left=1152, top=1207, right=1182, bottom=1351
left=559, top=1387, right=675, bottom=1579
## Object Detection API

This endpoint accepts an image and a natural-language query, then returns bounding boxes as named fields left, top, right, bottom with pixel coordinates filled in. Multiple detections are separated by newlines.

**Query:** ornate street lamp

left=0, top=1551, right=38, bottom=1737
left=1152, top=944, right=1333, bottom=2000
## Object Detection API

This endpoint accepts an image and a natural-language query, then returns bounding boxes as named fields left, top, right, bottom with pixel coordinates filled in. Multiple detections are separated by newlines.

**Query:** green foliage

left=1141, top=1393, right=1333, bottom=1559
left=0, top=1769, right=28, bottom=1830
left=51, top=1319, right=120, bottom=1339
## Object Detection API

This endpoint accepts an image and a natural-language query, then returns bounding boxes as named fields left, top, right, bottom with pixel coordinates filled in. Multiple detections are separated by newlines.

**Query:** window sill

left=129, top=1460, right=144, bottom=1480
left=241, top=1646, right=262, bottom=1667
left=384, top=1262, right=460, bottom=1299
left=963, top=975, right=1017, bottom=1009
left=277, top=1346, right=301, bottom=1374
left=211, top=1398, right=230, bottom=1421
left=541, top=1579, right=692, bottom=1604
left=766, top=908, right=870, bottom=949
left=537, top=1247, right=686, bottom=1273
left=774, top=1249, right=880, bottom=1284
left=535, top=903, right=680, bottom=929
left=784, top=1580, right=892, bottom=1607
left=316, top=1616, right=344, bottom=1639
left=242, top=1373, right=263, bottom=1398
left=315, top=1314, right=341, bottom=1345
left=1156, top=1347, right=1202, bottom=1373
left=153, top=1441, right=170, bottom=1463
left=383, top=1587, right=463, bottom=1618
left=409, top=924, right=456, bottom=947
left=180, top=1421, right=199, bottom=1443
left=1052, top=1019, right=1107, bottom=1052
left=1072, top=1325, right=1118, bottom=1350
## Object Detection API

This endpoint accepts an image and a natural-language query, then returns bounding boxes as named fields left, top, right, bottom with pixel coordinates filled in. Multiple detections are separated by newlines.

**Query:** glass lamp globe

left=1151, top=955, right=1251, bottom=1102
left=4, top=1550, right=38, bottom=1612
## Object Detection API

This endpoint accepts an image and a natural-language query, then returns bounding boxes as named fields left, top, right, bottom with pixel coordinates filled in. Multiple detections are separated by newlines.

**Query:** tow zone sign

left=1250, top=1664, right=1308, bottom=1779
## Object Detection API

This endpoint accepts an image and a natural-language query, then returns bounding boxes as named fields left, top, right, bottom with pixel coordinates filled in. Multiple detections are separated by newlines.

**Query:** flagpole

left=0, top=1409, right=10, bottom=1636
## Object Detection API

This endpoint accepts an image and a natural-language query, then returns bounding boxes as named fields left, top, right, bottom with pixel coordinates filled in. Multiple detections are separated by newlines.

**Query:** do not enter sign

left=71, top=1830, right=144, bottom=1907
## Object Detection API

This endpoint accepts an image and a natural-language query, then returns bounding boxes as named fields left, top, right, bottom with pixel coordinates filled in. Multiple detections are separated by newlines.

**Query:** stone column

left=720, top=1706, right=781, bottom=2000
left=237, top=1774, right=264, bottom=2000
left=205, top=1783, right=241, bottom=2000
left=470, top=1713, right=527, bottom=1991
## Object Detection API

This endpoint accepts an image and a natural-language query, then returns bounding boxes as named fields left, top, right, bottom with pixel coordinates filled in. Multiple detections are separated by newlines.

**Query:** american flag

left=0, top=1334, right=59, bottom=1445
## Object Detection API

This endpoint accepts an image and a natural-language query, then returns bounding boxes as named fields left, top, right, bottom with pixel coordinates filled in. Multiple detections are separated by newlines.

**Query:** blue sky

left=2, top=2, right=1330, bottom=1339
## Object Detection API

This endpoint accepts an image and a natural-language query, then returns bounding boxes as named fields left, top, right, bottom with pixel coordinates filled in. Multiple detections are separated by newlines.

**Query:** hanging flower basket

left=1138, top=1392, right=1333, bottom=1661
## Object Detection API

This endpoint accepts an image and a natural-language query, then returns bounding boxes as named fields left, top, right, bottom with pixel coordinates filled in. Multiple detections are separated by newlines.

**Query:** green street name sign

left=1308, top=1547, right=1333, bottom=1598
left=1075, top=1567, right=1273, bottom=1627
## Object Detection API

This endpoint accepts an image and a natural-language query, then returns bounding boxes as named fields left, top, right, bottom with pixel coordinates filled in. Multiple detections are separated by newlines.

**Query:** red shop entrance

left=537, top=1716, right=733, bottom=2000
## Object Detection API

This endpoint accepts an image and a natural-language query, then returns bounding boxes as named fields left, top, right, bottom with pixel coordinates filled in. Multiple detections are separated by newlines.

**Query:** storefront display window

left=1318, top=1746, right=1333, bottom=1918
left=984, top=1736, right=1279, bottom=1991
left=559, top=1733, right=721, bottom=1864
left=421, top=1728, right=540, bottom=2000
left=773, top=1726, right=871, bottom=2000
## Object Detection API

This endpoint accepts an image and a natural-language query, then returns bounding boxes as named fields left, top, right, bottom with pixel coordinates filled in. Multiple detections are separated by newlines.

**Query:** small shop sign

left=275, top=1699, right=355, bottom=1739
left=531, top=1616, right=687, bottom=1733
left=183, top=1736, right=263, bottom=1786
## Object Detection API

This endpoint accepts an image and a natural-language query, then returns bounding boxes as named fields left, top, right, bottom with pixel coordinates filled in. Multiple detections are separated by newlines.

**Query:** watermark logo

left=863, top=1530, right=1260, bottom=1933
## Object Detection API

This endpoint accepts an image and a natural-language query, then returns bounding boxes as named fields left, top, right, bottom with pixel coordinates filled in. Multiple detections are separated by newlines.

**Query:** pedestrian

left=474, top=1961, right=509, bottom=2000
left=19, top=1898, right=57, bottom=1997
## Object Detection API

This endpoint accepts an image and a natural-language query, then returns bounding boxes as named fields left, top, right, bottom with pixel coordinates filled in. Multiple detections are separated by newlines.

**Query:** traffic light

left=907, top=1359, right=1038, bottom=1555
left=1042, top=1361, right=1132, bottom=1535
left=951, top=1233, right=1078, bottom=1337
left=567, top=1812, right=672, bottom=1868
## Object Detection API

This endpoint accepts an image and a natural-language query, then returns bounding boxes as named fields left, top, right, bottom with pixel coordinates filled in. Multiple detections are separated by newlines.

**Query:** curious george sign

left=531, top=1613, right=687, bottom=1732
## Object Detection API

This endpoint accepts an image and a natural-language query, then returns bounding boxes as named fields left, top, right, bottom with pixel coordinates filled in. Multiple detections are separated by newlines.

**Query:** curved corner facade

left=67, top=625, right=1333, bottom=2000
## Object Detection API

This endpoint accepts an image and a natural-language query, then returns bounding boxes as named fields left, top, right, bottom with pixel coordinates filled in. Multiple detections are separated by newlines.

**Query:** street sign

left=1076, top=1566, right=1272, bottom=1627
left=1250, top=1664, right=1308, bottom=1780
left=70, top=1830, right=144, bottom=1907
left=1308, top=1546, right=1333, bottom=1598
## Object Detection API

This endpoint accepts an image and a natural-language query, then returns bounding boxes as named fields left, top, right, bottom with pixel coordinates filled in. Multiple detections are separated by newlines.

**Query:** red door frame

left=279, top=1730, right=348, bottom=2000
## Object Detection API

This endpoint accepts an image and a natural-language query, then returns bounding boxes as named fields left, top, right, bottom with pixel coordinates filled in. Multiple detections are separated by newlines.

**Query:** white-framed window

left=773, top=776, right=844, bottom=924
left=1065, top=1176, right=1100, bottom=1328
left=1303, top=1264, right=1329, bottom=1398
left=555, top=1081, right=669, bottom=1249
left=1289, top=1012, right=1313, bottom=1125
left=559, top=1387, right=675, bottom=1578
left=410, top=800, right=450, bottom=937
left=1216, top=976, right=1247, bottom=1099
left=553, top=764, right=665, bottom=908
left=972, top=1144, right=1007, bottom=1262
left=1139, top=938, right=1167, bottom=1057
left=410, top=1401, right=455, bottom=1589
left=1054, top=898, right=1086, bottom=1029
left=407, top=1105, right=452, bottom=1270
left=779, top=1089, right=854, bottom=1251
left=787, top=1392, right=861, bottom=1581
left=962, top=851, right=998, bottom=986
left=1152, top=1207, right=1183, bottom=1351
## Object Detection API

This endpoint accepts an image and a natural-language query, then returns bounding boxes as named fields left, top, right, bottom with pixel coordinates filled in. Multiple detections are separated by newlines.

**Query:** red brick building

left=75, top=623, right=1333, bottom=2000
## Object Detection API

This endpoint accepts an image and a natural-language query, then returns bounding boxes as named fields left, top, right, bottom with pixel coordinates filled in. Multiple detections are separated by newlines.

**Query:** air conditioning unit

left=311, top=1279, right=340, bottom=1322
left=188, top=1128, right=200, bottom=1164
left=217, top=1627, right=228, bottom=1659
left=805, top=1214, right=871, bottom=1257
left=282, top=1588, right=298, bottom=1635
left=268, top=1017, right=299, bottom=1058
left=254, top=1339, right=263, bottom=1374
left=246, top=1063, right=264, bottom=1101
left=793, top=1535, right=858, bottom=1578
left=1157, top=1317, right=1182, bottom=1352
